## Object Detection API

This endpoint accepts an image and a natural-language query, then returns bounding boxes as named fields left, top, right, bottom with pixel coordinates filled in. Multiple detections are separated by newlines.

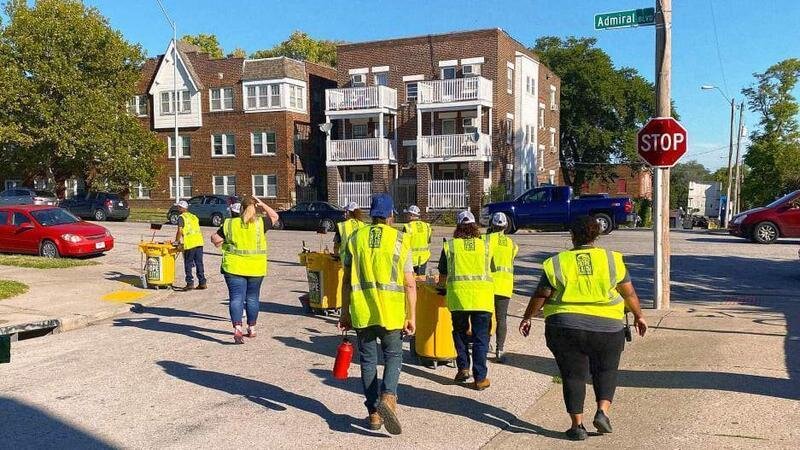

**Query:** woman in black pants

left=519, top=216, right=647, bottom=441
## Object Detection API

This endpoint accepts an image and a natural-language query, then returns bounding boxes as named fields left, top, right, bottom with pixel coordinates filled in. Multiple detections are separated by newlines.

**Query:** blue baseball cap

left=369, top=193, right=394, bottom=219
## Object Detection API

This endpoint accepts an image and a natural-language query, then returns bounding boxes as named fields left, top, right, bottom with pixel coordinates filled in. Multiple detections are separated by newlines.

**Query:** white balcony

left=327, top=138, right=396, bottom=166
left=428, top=179, right=468, bottom=210
left=337, top=182, right=372, bottom=208
left=418, top=77, right=493, bottom=108
left=417, top=133, right=491, bottom=163
left=326, top=86, right=397, bottom=115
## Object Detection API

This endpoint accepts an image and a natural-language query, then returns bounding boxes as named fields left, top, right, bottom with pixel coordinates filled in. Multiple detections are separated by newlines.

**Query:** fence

left=326, top=86, right=397, bottom=111
left=418, top=77, right=493, bottom=104
left=328, top=138, right=394, bottom=162
left=337, top=182, right=372, bottom=208
left=428, top=179, right=468, bottom=209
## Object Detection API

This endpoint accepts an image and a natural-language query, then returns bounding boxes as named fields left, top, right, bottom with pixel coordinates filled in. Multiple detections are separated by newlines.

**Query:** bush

left=633, top=197, right=653, bottom=228
left=483, top=184, right=508, bottom=205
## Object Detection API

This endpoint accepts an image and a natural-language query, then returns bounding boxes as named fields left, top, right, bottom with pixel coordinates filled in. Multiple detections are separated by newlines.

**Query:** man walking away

left=403, top=205, right=432, bottom=276
left=339, top=193, right=416, bottom=435
left=486, top=212, right=518, bottom=363
left=175, top=200, right=206, bottom=291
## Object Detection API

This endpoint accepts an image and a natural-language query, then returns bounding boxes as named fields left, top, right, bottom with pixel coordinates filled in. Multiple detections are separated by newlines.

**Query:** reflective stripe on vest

left=542, top=248, right=625, bottom=320
left=444, top=237, right=494, bottom=312
left=348, top=224, right=409, bottom=330
left=221, top=218, right=268, bottom=277
left=181, top=212, right=203, bottom=250
left=404, top=220, right=432, bottom=266
left=487, top=231, right=518, bottom=298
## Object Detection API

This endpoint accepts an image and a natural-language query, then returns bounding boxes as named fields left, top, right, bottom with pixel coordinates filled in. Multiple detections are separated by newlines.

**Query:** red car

left=728, top=190, right=800, bottom=244
left=0, top=205, right=114, bottom=257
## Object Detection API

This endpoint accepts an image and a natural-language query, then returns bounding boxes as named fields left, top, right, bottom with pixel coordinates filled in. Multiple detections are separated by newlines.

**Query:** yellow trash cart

left=301, top=251, right=343, bottom=316
left=139, top=241, right=180, bottom=289
left=413, top=282, right=457, bottom=368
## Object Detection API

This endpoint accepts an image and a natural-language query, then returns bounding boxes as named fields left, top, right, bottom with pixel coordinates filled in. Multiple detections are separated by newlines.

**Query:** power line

left=708, top=0, right=729, bottom=95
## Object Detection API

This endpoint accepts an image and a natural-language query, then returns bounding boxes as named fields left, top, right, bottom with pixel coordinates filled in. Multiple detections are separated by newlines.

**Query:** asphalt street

left=1, top=222, right=798, bottom=449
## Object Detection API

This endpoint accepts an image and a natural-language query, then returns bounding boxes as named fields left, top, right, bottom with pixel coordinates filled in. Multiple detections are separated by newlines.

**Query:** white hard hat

left=343, top=201, right=359, bottom=212
left=491, top=212, right=508, bottom=227
left=229, top=202, right=241, bottom=214
left=407, top=205, right=421, bottom=216
left=456, top=210, right=476, bottom=224
left=176, top=200, right=189, bottom=209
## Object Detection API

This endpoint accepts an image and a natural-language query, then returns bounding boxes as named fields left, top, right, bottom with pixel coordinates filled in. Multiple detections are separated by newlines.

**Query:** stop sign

left=637, top=117, right=688, bottom=167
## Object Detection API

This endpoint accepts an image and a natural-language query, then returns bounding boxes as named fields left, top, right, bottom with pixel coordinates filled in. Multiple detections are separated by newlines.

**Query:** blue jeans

left=355, top=326, right=403, bottom=414
left=183, top=247, right=206, bottom=285
left=452, top=311, right=492, bottom=382
left=224, top=273, right=263, bottom=326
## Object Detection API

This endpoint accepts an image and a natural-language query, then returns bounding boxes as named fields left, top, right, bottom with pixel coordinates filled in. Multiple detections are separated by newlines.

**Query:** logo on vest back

left=576, top=253, right=593, bottom=275
left=368, top=227, right=383, bottom=248
left=464, top=238, right=476, bottom=251
left=498, top=235, right=508, bottom=246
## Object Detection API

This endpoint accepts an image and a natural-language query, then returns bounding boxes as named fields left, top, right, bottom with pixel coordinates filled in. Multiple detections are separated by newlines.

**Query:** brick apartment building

left=129, top=41, right=336, bottom=208
left=580, top=165, right=653, bottom=200
left=324, top=28, right=561, bottom=215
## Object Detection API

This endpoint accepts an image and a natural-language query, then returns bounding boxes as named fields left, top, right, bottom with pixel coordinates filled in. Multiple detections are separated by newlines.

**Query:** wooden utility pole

left=654, top=0, right=671, bottom=309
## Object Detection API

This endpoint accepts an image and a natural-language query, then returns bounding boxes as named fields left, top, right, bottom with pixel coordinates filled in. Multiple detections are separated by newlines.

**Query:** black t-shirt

left=215, top=216, right=273, bottom=240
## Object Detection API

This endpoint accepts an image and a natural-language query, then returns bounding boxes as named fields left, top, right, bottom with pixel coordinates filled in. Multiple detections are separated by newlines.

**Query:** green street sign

left=595, top=7, right=656, bottom=30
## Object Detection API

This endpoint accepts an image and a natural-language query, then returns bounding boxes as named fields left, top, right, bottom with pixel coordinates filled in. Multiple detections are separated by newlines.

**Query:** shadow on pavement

left=129, top=304, right=226, bottom=322
left=104, top=271, right=145, bottom=288
left=113, top=317, right=231, bottom=345
left=156, top=360, right=386, bottom=438
left=0, top=397, right=115, bottom=449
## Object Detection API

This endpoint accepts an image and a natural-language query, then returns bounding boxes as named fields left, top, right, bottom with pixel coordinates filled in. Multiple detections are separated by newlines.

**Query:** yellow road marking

left=102, top=290, right=149, bottom=302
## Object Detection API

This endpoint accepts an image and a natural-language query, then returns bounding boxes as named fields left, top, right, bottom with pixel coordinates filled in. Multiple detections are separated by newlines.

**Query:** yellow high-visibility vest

left=347, top=224, right=410, bottom=330
left=542, top=247, right=626, bottom=320
left=181, top=212, right=203, bottom=250
left=443, top=237, right=494, bottom=313
left=221, top=218, right=268, bottom=277
left=338, top=218, right=365, bottom=258
left=487, top=231, right=518, bottom=298
left=403, top=220, right=432, bottom=266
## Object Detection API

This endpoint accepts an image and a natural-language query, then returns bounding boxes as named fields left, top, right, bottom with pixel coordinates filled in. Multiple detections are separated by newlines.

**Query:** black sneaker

left=593, top=410, right=613, bottom=433
left=565, top=424, right=588, bottom=441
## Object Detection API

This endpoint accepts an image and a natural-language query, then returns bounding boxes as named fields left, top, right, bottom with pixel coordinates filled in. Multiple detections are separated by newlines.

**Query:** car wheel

left=40, top=240, right=60, bottom=258
left=273, top=218, right=284, bottom=230
left=94, top=209, right=107, bottom=221
left=211, top=213, right=223, bottom=228
left=321, top=219, right=335, bottom=232
left=168, top=212, right=179, bottom=225
left=753, top=221, right=779, bottom=244
left=506, top=217, right=518, bottom=235
left=594, top=213, right=614, bottom=235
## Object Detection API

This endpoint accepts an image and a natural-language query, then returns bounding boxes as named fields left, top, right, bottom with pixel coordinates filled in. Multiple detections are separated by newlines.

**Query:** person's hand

left=338, top=312, right=352, bottom=332
left=519, top=318, right=532, bottom=337
left=634, top=315, right=647, bottom=337
left=403, top=319, right=416, bottom=336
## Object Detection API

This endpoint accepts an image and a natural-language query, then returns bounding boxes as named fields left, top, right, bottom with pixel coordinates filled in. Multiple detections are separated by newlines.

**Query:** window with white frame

left=526, top=77, right=531, bottom=95
left=526, top=125, right=533, bottom=145
left=507, top=67, right=514, bottom=94
left=213, top=175, right=236, bottom=195
left=374, top=72, right=388, bottom=86
left=549, top=128, right=556, bottom=148
left=350, top=74, right=366, bottom=87
left=351, top=124, right=368, bottom=139
left=127, top=95, right=148, bottom=116
left=505, top=118, right=513, bottom=144
left=252, top=131, right=277, bottom=155
left=168, top=135, right=191, bottom=158
left=461, top=64, right=480, bottom=77
left=210, top=87, right=234, bottom=111
left=252, top=174, right=277, bottom=198
left=169, top=176, right=193, bottom=199
left=441, top=119, right=456, bottom=135
left=538, top=104, right=546, bottom=129
left=130, top=182, right=151, bottom=199
left=289, top=85, right=305, bottom=109
left=246, top=84, right=282, bottom=110
left=160, top=90, right=191, bottom=114
left=212, top=133, right=235, bottom=157
left=441, top=67, right=456, bottom=80
left=550, top=85, right=557, bottom=109
left=406, top=82, right=418, bottom=101
left=538, top=145, right=545, bottom=170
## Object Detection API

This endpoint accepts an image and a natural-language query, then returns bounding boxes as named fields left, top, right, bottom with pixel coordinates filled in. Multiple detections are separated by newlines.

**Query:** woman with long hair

left=211, top=196, right=279, bottom=344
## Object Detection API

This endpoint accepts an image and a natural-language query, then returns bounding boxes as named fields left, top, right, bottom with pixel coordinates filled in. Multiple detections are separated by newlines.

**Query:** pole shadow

left=113, top=317, right=231, bottom=345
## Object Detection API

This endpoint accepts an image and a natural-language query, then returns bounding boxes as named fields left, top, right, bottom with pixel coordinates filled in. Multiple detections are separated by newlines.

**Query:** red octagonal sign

left=637, top=117, right=688, bottom=167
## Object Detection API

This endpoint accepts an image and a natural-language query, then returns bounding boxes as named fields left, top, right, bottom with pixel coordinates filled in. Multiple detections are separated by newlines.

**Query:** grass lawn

left=0, top=255, right=99, bottom=269
left=128, top=208, right=168, bottom=223
left=0, top=280, right=28, bottom=300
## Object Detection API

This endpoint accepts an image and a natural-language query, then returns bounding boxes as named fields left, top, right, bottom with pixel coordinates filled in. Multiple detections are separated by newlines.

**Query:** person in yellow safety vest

left=333, top=201, right=366, bottom=258
left=437, top=210, right=494, bottom=391
left=486, top=212, right=518, bottom=363
left=339, top=193, right=417, bottom=436
left=174, top=200, right=206, bottom=291
left=519, top=216, right=647, bottom=441
left=402, top=205, right=432, bottom=276
left=211, top=196, right=279, bottom=344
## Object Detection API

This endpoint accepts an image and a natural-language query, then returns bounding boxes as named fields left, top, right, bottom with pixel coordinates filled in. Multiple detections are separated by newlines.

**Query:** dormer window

left=160, top=90, right=191, bottom=115
left=210, top=87, right=233, bottom=111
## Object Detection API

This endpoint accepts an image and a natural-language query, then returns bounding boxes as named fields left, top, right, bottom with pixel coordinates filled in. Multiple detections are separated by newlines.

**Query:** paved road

left=1, top=223, right=798, bottom=448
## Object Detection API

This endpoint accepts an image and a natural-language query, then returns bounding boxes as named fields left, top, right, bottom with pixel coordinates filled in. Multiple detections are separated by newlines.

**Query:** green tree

left=251, top=31, right=340, bottom=67
left=741, top=58, right=800, bottom=206
left=669, top=160, right=713, bottom=209
left=228, top=47, right=247, bottom=58
left=532, top=37, right=663, bottom=191
left=181, top=33, right=223, bottom=59
left=0, top=0, right=162, bottom=194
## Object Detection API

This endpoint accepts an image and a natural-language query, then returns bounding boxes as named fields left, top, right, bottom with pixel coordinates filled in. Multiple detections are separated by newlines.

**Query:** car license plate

left=95, top=242, right=106, bottom=249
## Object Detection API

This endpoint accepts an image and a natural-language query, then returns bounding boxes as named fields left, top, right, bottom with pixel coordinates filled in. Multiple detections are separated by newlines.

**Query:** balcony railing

left=417, top=133, right=490, bottom=161
left=418, top=77, right=493, bottom=105
left=326, top=86, right=397, bottom=111
left=327, top=138, right=396, bottom=164
left=337, top=182, right=372, bottom=208
left=428, top=179, right=468, bottom=209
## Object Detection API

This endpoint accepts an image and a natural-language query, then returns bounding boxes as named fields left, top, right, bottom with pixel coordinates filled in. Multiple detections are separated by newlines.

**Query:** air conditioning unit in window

left=462, top=64, right=480, bottom=77
left=351, top=74, right=366, bottom=86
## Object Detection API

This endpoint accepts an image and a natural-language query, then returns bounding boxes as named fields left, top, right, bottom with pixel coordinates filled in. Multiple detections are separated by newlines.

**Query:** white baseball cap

left=406, top=205, right=421, bottom=216
left=457, top=210, right=476, bottom=224
left=491, top=212, right=508, bottom=227
left=176, top=200, right=189, bottom=209
left=229, top=202, right=241, bottom=214
left=343, top=201, right=359, bottom=212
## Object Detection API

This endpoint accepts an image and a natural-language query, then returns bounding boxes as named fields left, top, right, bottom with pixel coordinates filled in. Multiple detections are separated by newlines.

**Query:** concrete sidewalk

left=0, top=262, right=173, bottom=336
left=485, top=301, right=800, bottom=449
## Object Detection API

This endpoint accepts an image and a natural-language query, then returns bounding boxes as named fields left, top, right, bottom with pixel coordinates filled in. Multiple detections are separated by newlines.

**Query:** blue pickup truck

left=480, top=185, right=635, bottom=234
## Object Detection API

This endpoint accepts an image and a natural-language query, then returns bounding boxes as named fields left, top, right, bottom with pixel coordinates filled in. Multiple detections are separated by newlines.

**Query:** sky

left=83, top=0, right=800, bottom=171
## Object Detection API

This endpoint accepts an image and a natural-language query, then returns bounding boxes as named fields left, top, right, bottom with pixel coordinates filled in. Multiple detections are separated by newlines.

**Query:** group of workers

left=172, top=192, right=648, bottom=441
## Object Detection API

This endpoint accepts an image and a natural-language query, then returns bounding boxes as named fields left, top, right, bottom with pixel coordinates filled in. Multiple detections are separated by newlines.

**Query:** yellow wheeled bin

left=139, top=241, right=180, bottom=289
left=413, top=282, right=457, bottom=368
left=303, top=252, right=343, bottom=316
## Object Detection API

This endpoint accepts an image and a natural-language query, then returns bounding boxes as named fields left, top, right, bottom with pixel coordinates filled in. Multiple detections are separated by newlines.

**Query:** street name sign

left=595, top=8, right=656, bottom=30
left=637, top=117, right=688, bottom=167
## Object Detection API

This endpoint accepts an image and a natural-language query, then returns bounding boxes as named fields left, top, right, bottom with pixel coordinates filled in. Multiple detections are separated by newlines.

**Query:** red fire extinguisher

left=333, top=333, right=354, bottom=380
